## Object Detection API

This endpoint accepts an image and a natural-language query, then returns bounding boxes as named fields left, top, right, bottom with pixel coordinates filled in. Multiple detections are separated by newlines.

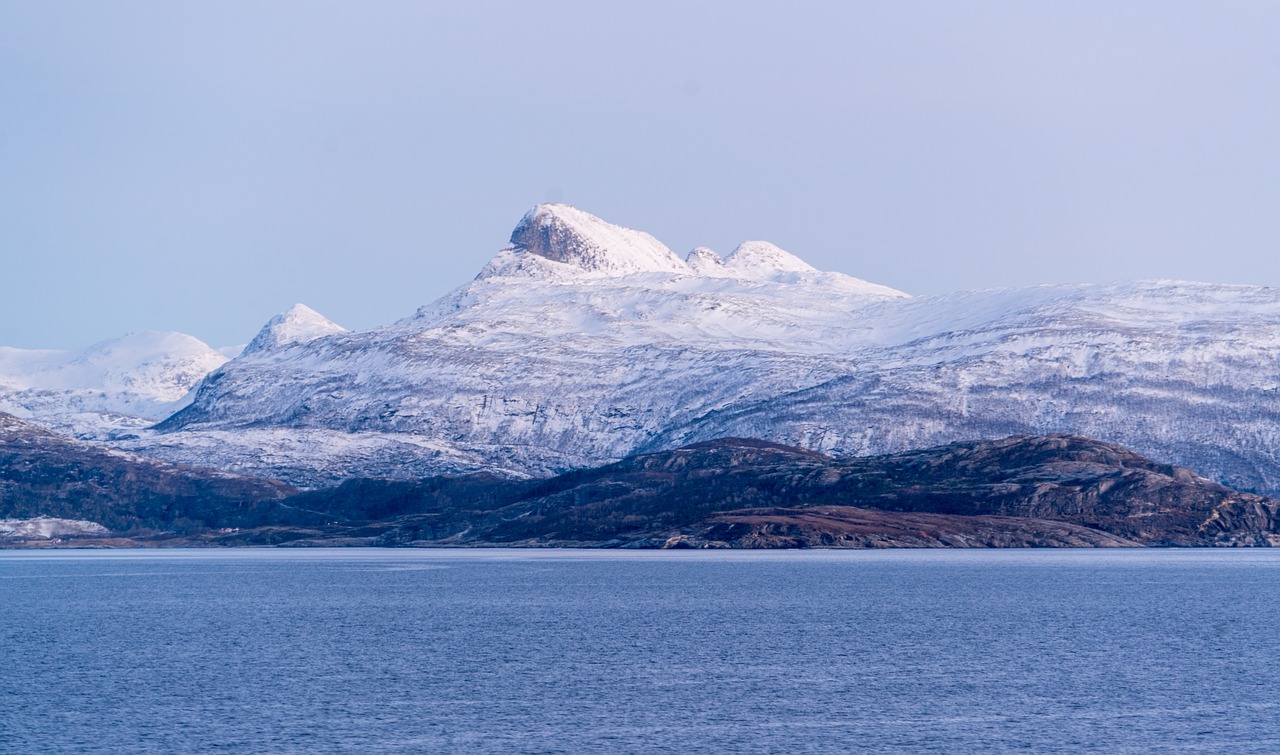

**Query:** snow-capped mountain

left=10, top=210, right=1273, bottom=500
left=125, top=203, right=1280, bottom=493
left=135, top=202, right=916, bottom=486
left=0, top=331, right=229, bottom=438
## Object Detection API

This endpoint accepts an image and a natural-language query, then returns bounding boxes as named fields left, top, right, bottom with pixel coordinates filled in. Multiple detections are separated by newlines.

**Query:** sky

left=2, top=1, right=1278, bottom=349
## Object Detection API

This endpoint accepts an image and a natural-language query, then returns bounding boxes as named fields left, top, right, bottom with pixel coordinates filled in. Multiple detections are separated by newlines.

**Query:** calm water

left=2, top=549, right=1279, bottom=754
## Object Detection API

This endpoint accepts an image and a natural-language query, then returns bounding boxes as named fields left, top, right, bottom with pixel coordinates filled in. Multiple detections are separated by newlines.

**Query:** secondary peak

left=723, top=240, right=817, bottom=276
left=243, top=304, right=347, bottom=355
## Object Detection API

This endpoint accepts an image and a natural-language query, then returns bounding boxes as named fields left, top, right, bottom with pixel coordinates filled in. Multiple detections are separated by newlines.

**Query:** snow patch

left=0, top=517, right=110, bottom=539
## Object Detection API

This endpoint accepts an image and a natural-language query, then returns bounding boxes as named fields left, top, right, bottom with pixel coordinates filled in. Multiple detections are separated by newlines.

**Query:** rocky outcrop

left=669, top=507, right=1138, bottom=548
left=507, top=203, right=689, bottom=274
left=1196, top=498, right=1280, bottom=546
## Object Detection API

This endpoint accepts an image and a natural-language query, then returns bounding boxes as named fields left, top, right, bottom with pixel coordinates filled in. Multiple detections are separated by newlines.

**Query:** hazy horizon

left=3, top=1, right=1278, bottom=349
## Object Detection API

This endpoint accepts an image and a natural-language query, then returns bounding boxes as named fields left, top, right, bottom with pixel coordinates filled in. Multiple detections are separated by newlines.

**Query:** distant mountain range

left=5, top=204, right=1280, bottom=496
left=0, top=330, right=229, bottom=438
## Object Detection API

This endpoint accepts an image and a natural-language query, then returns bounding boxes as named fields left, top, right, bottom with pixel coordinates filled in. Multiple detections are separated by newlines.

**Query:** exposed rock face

left=1197, top=500, right=1280, bottom=546
left=507, top=203, right=689, bottom=274
left=675, top=507, right=1138, bottom=549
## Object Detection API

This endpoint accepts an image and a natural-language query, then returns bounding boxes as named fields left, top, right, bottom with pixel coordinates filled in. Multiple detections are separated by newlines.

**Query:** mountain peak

left=243, top=304, right=346, bottom=355
left=685, top=246, right=725, bottom=274
left=506, top=204, right=689, bottom=275
left=723, top=240, right=817, bottom=277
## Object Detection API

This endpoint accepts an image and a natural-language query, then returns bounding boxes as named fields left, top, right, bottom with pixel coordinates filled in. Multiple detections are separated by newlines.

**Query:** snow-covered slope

left=128, top=204, right=1280, bottom=493
left=0, top=331, right=228, bottom=438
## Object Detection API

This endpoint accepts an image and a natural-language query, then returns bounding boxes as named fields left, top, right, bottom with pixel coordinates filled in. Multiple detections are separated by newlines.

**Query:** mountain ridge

left=6, top=204, right=1280, bottom=494
left=135, top=206, right=1280, bottom=492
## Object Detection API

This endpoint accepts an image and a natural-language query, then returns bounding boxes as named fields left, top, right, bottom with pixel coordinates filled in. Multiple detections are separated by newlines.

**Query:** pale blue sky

left=2, top=1, right=1278, bottom=348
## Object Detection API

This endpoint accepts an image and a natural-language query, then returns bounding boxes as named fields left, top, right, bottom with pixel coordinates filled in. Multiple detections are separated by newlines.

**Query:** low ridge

left=11, top=431, right=1273, bottom=548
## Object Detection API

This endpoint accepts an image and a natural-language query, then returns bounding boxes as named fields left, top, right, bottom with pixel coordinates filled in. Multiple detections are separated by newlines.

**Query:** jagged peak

left=504, top=204, right=690, bottom=275
left=243, top=304, right=346, bottom=355
left=723, top=240, right=817, bottom=276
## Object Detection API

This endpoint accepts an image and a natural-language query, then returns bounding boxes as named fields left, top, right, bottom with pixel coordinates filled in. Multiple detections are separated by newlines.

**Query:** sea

left=2, top=548, right=1278, bottom=754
